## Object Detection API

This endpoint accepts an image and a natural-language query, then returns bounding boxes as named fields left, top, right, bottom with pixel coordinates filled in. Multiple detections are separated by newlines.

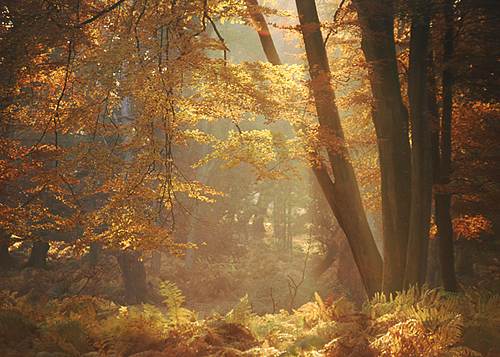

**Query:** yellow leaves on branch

left=429, top=214, right=493, bottom=240
left=0, top=0, right=388, bottom=254
left=453, top=215, right=493, bottom=240
left=195, top=129, right=303, bottom=180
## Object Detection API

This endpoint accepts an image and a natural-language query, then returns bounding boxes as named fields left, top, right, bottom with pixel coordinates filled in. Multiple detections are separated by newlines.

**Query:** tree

left=435, top=0, right=458, bottom=291
left=294, top=0, right=382, bottom=296
left=404, top=0, right=433, bottom=287
left=352, top=0, right=412, bottom=293
left=247, top=0, right=382, bottom=295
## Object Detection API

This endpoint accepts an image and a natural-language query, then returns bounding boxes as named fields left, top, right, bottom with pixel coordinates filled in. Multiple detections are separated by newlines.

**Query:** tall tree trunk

left=426, top=238, right=441, bottom=287
left=247, top=0, right=382, bottom=295
left=26, top=241, right=50, bottom=268
left=352, top=0, right=412, bottom=293
left=404, top=0, right=433, bottom=287
left=436, top=0, right=458, bottom=291
left=294, top=0, right=382, bottom=296
left=117, top=250, right=148, bottom=304
left=427, top=51, right=442, bottom=287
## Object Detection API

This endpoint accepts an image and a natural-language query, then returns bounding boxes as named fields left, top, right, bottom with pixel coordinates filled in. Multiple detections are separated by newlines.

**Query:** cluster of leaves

left=429, top=214, right=493, bottom=241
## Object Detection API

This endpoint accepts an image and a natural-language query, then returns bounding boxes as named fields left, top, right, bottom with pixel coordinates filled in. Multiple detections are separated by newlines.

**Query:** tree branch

left=79, top=0, right=127, bottom=27
left=323, top=0, right=347, bottom=47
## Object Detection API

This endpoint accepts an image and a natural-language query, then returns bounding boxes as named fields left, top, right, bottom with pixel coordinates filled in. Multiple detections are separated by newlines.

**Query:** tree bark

left=436, top=0, right=458, bottom=292
left=0, top=230, right=16, bottom=270
left=352, top=0, right=412, bottom=293
left=455, top=240, right=474, bottom=276
left=404, top=0, right=433, bottom=287
left=427, top=51, right=441, bottom=287
left=151, top=250, right=161, bottom=275
left=426, top=237, right=441, bottom=287
left=25, top=241, right=50, bottom=268
left=436, top=194, right=458, bottom=290
left=245, top=0, right=282, bottom=65
left=87, top=242, right=102, bottom=266
left=117, top=250, right=148, bottom=304
left=294, top=0, right=382, bottom=296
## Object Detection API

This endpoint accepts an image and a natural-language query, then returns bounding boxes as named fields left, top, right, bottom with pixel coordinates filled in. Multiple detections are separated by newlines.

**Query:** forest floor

left=0, top=238, right=499, bottom=356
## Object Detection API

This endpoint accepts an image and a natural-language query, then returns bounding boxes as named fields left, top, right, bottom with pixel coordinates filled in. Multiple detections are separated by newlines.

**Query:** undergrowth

left=0, top=284, right=498, bottom=356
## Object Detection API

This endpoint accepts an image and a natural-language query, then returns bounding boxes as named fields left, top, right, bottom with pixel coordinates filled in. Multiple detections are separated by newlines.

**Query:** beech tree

left=247, top=0, right=471, bottom=294
left=1, top=0, right=496, bottom=300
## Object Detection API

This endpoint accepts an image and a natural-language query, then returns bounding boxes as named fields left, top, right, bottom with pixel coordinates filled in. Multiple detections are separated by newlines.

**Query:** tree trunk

left=404, top=0, right=433, bottom=287
left=247, top=0, right=382, bottom=295
left=337, top=238, right=366, bottom=304
left=151, top=250, right=161, bottom=276
left=352, top=0, right=412, bottom=293
left=426, top=237, right=441, bottom=287
left=455, top=240, right=474, bottom=277
left=427, top=51, right=441, bottom=287
left=0, top=231, right=16, bottom=270
left=87, top=242, right=102, bottom=266
left=26, top=241, right=50, bottom=268
left=436, top=194, right=458, bottom=290
left=436, top=0, right=458, bottom=292
left=117, top=250, right=148, bottom=304
left=245, top=0, right=281, bottom=65
left=313, top=239, right=338, bottom=277
left=294, top=0, right=382, bottom=296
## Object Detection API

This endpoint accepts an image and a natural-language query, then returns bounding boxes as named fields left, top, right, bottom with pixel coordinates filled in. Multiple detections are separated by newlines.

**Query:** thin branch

left=323, top=0, right=348, bottom=47
left=269, top=287, right=277, bottom=313
left=287, top=241, right=311, bottom=310
left=205, top=14, right=229, bottom=60
left=53, top=39, right=74, bottom=169
left=134, top=0, right=148, bottom=58
left=79, top=0, right=126, bottom=27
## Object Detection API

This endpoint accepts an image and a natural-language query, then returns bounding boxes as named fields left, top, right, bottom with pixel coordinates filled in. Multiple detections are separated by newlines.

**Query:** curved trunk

left=295, top=0, right=382, bottom=296
left=245, top=0, right=281, bottom=65
left=247, top=0, right=382, bottom=295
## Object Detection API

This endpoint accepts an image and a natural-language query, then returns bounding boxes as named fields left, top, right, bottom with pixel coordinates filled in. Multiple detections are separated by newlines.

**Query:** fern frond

left=159, top=280, right=194, bottom=325
left=226, top=294, right=254, bottom=326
